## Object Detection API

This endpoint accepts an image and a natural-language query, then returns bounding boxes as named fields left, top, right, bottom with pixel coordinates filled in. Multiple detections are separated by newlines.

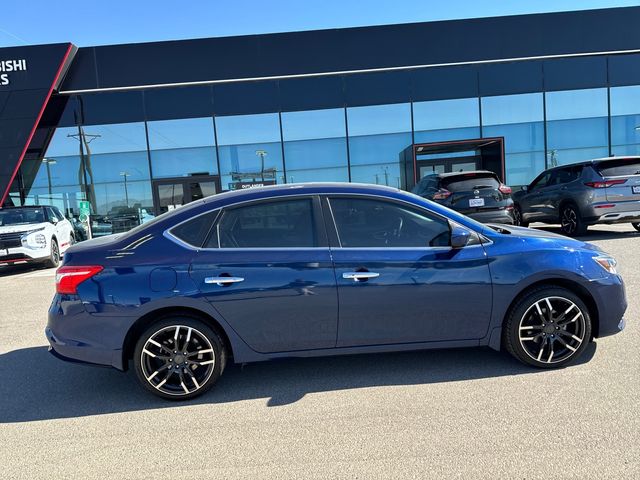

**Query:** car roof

left=202, top=182, right=401, bottom=205
left=0, top=205, right=52, bottom=210
left=544, top=156, right=640, bottom=172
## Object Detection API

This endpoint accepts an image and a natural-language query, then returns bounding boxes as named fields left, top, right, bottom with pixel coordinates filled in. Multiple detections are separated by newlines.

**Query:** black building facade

left=2, top=7, right=640, bottom=233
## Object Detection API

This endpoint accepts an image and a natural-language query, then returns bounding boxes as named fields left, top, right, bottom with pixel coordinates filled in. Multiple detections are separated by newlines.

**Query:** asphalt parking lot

left=1, top=224, right=638, bottom=479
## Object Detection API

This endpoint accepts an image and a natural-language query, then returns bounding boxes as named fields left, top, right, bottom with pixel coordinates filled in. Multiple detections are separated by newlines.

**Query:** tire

left=513, top=205, right=529, bottom=227
left=133, top=316, right=227, bottom=400
left=560, top=203, right=587, bottom=236
left=632, top=222, right=640, bottom=232
left=503, top=286, right=592, bottom=368
left=45, top=238, right=60, bottom=268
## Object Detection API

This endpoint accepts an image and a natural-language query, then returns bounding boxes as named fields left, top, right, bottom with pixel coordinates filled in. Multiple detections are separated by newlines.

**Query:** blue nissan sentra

left=47, top=183, right=627, bottom=399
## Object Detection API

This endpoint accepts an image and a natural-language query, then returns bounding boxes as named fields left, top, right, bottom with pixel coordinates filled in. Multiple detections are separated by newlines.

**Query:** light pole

left=43, top=158, right=57, bottom=196
left=255, top=150, right=267, bottom=181
left=120, top=171, right=130, bottom=207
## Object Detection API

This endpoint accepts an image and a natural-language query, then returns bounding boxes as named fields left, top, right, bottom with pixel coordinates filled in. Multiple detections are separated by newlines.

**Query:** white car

left=0, top=206, right=75, bottom=268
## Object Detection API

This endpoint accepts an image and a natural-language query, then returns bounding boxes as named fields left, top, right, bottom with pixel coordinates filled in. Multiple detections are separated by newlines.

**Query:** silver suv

left=512, top=157, right=640, bottom=236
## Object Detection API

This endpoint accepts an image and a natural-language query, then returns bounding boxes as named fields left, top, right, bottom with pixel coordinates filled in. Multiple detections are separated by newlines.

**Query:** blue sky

left=1, top=0, right=638, bottom=47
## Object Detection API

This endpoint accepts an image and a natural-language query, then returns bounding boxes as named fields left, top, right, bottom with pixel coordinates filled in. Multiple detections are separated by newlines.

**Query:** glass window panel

left=148, top=117, right=217, bottom=178
left=610, top=85, right=640, bottom=156
left=282, top=108, right=349, bottom=183
left=545, top=88, right=608, bottom=120
left=413, top=98, right=480, bottom=143
left=213, top=199, right=316, bottom=248
left=78, top=122, right=148, bottom=154
left=45, top=126, right=84, bottom=157
left=329, top=197, right=450, bottom=248
left=215, top=113, right=284, bottom=190
left=347, top=103, right=411, bottom=187
left=546, top=88, right=609, bottom=166
left=481, top=93, right=544, bottom=185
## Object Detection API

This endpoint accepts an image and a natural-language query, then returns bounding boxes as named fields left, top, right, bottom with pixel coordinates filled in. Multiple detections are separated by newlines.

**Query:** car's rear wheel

left=632, top=222, right=640, bottom=232
left=504, top=286, right=592, bottom=368
left=560, top=203, right=587, bottom=236
left=513, top=205, right=528, bottom=227
left=133, top=316, right=226, bottom=400
left=45, top=239, right=60, bottom=268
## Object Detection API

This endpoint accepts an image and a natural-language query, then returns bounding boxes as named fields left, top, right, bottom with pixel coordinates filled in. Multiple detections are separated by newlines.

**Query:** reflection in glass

left=147, top=117, right=217, bottom=178
left=347, top=103, right=411, bottom=187
left=281, top=108, right=349, bottom=183
left=215, top=113, right=284, bottom=189
left=545, top=88, right=609, bottom=166
left=610, top=85, right=640, bottom=156
left=481, top=93, right=545, bottom=185
left=413, top=98, right=480, bottom=143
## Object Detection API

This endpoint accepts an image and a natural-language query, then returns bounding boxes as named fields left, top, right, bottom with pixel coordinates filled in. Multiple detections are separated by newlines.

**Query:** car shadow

left=0, top=264, right=49, bottom=277
left=0, top=343, right=596, bottom=423
left=534, top=225, right=640, bottom=241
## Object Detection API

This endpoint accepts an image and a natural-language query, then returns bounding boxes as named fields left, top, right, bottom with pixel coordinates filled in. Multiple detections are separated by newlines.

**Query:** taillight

left=55, top=265, right=103, bottom=295
left=433, top=188, right=452, bottom=200
left=498, top=184, right=512, bottom=194
left=584, top=179, right=627, bottom=188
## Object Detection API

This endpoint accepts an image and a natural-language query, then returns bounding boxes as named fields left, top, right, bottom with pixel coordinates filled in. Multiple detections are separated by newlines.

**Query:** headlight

left=593, top=255, right=618, bottom=275
left=20, top=228, right=47, bottom=249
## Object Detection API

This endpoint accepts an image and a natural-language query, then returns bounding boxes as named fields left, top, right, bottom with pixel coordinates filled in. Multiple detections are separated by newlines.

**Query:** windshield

left=0, top=207, right=46, bottom=226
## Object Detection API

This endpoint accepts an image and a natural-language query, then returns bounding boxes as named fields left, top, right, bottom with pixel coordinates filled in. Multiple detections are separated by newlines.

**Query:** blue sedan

left=47, top=183, right=627, bottom=399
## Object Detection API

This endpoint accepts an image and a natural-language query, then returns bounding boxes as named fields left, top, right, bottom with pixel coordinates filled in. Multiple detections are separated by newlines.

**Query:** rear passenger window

left=170, top=211, right=218, bottom=248
left=209, top=199, right=316, bottom=248
left=329, top=197, right=451, bottom=248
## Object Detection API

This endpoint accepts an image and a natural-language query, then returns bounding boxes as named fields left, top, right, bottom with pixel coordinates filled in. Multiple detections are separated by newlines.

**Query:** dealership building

left=2, top=6, right=640, bottom=232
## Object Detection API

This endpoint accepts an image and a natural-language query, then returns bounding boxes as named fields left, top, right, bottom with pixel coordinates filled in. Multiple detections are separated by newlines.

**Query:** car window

left=529, top=172, right=552, bottom=191
left=553, top=166, right=581, bottom=185
left=413, top=176, right=438, bottom=196
left=595, top=159, right=640, bottom=177
left=53, top=207, right=66, bottom=220
left=441, top=173, right=500, bottom=192
left=48, top=207, right=62, bottom=223
left=170, top=211, right=218, bottom=248
left=329, top=197, right=450, bottom=248
left=208, top=198, right=317, bottom=248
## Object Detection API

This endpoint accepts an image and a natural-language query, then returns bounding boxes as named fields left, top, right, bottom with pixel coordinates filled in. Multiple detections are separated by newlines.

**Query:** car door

left=324, top=195, right=492, bottom=347
left=46, top=207, right=73, bottom=250
left=188, top=195, right=339, bottom=353
left=521, top=172, right=553, bottom=222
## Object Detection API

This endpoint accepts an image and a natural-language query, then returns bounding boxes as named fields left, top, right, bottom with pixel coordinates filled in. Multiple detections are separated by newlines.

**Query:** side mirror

left=521, top=185, right=529, bottom=192
left=450, top=225, right=471, bottom=249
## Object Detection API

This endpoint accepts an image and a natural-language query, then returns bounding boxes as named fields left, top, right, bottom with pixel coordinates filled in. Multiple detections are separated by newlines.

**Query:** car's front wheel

left=133, top=316, right=227, bottom=400
left=560, top=203, right=587, bottom=236
left=632, top=222, right=640, bottom=232
left=504, top=286, right=592, bottom=368
left=45, top=239, right=60, bottom=268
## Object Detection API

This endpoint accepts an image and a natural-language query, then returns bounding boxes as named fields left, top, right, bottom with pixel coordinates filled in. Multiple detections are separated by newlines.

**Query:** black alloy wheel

left=46, top=239, right=60, bottom=268
left=133, top=316, right=226, bottom=400
left=560, top=204, right=587, bottom=236
left=513, top=205, right=528, bottom=227
left=504, top=286, right=592, bottom=368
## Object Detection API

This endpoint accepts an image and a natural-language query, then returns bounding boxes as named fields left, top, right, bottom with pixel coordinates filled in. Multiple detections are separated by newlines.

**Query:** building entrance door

left=152, top=175, right=221, bottom=215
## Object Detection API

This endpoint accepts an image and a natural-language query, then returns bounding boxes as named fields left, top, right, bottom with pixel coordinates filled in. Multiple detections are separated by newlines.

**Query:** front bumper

left=589, top=274, right=628, bottom=338
left=0, top=245, right=49, bottom=266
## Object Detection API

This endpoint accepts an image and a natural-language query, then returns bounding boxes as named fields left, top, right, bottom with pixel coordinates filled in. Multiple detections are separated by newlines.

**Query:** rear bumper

left=466, top=209, right=514, bottom=225
left=583, top=201, right=640, bottom=224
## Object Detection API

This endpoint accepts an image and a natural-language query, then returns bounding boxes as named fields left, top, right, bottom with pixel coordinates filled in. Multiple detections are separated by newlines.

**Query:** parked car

left=513, top=157, right=640, bottom=236
left=412, top=170, right=514, bottom=224
left=47, top=183, right=626, bottom=400
left=0, top=205, right=75, bottom=268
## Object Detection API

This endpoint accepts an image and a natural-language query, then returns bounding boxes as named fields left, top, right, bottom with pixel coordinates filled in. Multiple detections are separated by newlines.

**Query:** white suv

left=0, top=206, right=75, bottom=268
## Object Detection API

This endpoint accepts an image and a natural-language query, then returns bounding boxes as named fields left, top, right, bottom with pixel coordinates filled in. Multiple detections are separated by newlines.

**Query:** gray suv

left=512, top=157, right=640, bottom=236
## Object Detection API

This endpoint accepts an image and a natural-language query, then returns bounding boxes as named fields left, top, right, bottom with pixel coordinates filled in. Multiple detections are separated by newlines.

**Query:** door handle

left=204, top=276, right=245, bottom=286
left=342, top=272, right=380, bottom=282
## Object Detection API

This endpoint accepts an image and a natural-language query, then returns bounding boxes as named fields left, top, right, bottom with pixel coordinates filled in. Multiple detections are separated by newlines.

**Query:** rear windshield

left=596, top=159, right=640, bottom=177
left=441, top=174, right=500, bottom=192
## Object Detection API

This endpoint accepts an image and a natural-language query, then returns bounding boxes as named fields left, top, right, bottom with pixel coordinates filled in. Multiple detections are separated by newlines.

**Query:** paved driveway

left=1, top=224, right=638, bottom=479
